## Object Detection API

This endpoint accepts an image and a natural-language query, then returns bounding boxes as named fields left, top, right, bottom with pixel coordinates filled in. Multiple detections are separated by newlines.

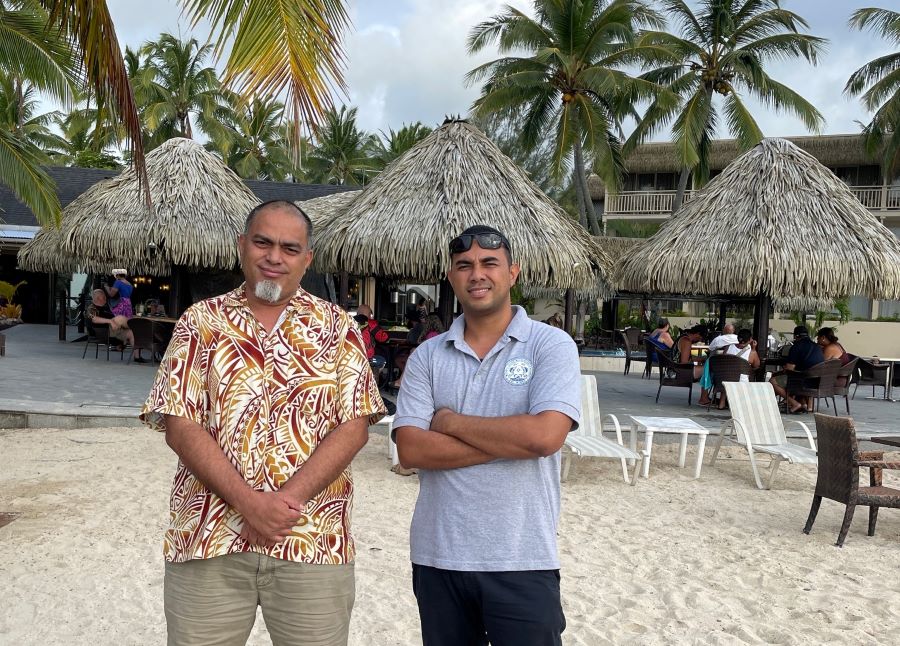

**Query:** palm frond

left=0, top=128, right=61, bottom=226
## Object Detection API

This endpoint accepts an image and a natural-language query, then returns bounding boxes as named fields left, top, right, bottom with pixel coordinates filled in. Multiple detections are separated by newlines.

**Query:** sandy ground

left=1, top=426, right=899, bottom=645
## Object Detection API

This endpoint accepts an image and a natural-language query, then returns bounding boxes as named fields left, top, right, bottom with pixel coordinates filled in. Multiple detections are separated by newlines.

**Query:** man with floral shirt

left=141, top=200, right=385, bottom=645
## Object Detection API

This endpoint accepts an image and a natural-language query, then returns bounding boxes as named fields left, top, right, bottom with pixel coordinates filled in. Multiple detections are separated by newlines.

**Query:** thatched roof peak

left=313, top=120, right=613, bottom=293
left=19, top=137, right=260, bottom=274
left=617, top=137, right=900, bottom=303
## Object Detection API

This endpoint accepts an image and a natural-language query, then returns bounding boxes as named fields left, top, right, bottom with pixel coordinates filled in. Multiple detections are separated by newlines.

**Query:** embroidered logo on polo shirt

left=504, top=358, right=533, bottom=385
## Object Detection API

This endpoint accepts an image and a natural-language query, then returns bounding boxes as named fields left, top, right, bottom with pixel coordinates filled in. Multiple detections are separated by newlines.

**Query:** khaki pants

left=164, top=553, right=355, bottom=646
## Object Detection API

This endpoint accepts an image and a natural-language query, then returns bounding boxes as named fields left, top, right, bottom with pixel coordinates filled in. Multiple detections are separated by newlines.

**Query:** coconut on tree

left=627, top=0, right=827, bottom=214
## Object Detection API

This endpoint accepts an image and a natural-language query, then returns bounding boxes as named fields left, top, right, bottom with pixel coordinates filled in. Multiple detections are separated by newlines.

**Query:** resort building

left=593, top=133, right=900, bottom=321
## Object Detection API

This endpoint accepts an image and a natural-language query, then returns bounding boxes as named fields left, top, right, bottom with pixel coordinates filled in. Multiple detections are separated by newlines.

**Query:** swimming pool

left=580, top=349, right=626, bottom=357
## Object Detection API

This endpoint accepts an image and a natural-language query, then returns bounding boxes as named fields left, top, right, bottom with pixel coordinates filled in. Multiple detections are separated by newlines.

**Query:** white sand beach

left=1, top=426, right=898, bottom=645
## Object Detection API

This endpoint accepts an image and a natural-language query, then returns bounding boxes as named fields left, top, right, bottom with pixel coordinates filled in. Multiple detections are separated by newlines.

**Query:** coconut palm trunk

left=573, top=137, right=601, bottom=234
left=671, top=166, right=690, bottom=214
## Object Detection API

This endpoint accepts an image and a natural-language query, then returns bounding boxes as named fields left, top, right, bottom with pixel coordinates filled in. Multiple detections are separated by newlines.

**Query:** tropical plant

left=132, top=34, right=223, bottom=146
left=204, top=91, right=294, bottom=180
left=0, top=0, right=82, bottom=225
left=845, top=8, right=900, bottom=179
left=628, top=0, right=826, bottom=213
left=0, top=279, right=26, bottom=302
left=305, top=105, right=378, bottom=185
left=0, top=73, right=58, bottom=149
left=45, top=91, right=122, bottom=168
left=466, top=0, right=674, bottom=235
left=373, top=122, right=432, bottom=169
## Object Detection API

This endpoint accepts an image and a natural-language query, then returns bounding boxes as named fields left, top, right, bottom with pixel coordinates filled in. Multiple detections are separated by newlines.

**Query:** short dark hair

left=244, top=200, right=314, bottom=248
left=737, top=328, right=752, bottom=343
left=657, top=317, right=670, bottom=329
left=793, top=325, right=809, bottom=337
left=450, top=224, right=512, bottom=263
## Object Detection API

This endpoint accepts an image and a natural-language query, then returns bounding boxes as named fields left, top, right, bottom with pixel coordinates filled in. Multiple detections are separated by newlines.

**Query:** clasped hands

left=238, top=489, right=306, bottom=549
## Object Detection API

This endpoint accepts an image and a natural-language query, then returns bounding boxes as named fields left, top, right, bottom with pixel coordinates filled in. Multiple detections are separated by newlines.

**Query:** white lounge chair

left=709, top=382, right=817, bottom=490
left=562, top=375, right=646, bottom=485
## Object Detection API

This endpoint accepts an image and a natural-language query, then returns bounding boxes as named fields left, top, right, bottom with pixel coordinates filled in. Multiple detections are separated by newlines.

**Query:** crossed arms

left=395, top=409, right=573, bottom=470
left=164, top=414, right=368, bottom=548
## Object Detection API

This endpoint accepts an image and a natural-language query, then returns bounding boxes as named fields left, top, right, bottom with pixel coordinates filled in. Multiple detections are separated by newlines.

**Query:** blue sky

left=105, top=0, right=893, bottom=140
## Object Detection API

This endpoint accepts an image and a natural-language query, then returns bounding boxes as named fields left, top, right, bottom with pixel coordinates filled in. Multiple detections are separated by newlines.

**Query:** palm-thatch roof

left=617, top=138, right=900, bottom=304
left=296, top=190, right=360, bottom=230
left=18, top=138, right=259, bottom=275
left=312, top=119, right=613, bottom=294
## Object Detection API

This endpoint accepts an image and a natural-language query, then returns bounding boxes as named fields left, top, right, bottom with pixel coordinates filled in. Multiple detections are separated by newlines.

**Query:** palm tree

left=204, top=92, right=293, bottom=180
left=0, top=0, right=82, bottom=225
left=46, top=96, right=122, bottom=169
left=134, top=34, right=223, bottom=147
left=629, top=0, right=826, bottom=213
left=845, top=8, right=900, bottom=179
left=466, top=0, right=672, bottom=235
left=372, top=122, right=433, bottom=169
left=305, top=105, right=378, bottom=185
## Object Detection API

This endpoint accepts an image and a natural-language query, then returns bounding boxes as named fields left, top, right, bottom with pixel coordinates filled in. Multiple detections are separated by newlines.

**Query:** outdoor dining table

left=869, top=436, right=900, bottom=449
left=870, top=357, right=900, bottom=402
left=628, top=416, right=712, bottom=479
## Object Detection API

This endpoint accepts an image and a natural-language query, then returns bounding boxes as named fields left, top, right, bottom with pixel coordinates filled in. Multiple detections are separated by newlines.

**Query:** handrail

left=604, top=184, right=900, bottom=216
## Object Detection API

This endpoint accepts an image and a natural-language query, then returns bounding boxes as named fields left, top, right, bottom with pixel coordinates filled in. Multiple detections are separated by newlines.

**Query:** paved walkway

left=1, top=324, right=898, bottom=439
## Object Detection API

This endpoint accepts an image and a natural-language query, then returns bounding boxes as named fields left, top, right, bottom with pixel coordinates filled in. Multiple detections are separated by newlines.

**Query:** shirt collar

left=445, top=305, right=532, bottom=344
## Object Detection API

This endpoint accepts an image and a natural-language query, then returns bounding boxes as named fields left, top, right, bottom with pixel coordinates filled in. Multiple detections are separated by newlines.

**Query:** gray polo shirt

left=394, top=306, right=581, bottom=571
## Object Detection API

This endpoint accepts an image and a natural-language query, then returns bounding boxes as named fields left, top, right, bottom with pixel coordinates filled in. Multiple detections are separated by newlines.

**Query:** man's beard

left=254, top=280, right=283, bottom=304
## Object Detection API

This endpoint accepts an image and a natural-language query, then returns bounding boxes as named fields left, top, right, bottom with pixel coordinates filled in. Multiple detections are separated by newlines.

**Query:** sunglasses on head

left=449, top=232, right=510, bottom=254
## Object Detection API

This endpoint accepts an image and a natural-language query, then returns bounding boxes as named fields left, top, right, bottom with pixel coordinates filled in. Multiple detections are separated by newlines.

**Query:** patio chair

left=82, top=323, right=123, bottom=361
left=785, top=359, right=841, bottom=412
left=561, top=375, right=647, bottom=484
left=852, top=357, right=889, bottom=399
left=803, top=414, right=900, bottom=547
left=618, top=328, right=646, bottom=376
left=709, top=382, right=817, bottom=489
left=655, top=353, right=695, bottom=405
left=832, top=357, right=859, bottom=415
left=705, top=354, right=755, bottom=410
left=642, top=336, right=670, bottom=379
left=127, top=317, right=157, bottom=364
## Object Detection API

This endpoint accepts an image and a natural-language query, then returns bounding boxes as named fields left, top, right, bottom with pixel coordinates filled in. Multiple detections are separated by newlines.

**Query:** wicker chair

left=618, top=328, right=646, bottom=376
left=803, top=414, right=900, bottom=547
left=832, top=357, right=859, bottom=415
left=706, top=354, right=755, bottom=410
left=852, top=357, right=890, bottom=399
left=127, top=317, right=158, bottom=364
left=785, top=359, right=842, bottom=412
left=656, top=353, right=695, bottom=405
left=82, top=322, right=123, bottom=361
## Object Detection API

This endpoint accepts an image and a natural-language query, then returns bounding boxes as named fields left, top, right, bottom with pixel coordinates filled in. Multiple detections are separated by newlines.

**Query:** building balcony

left=603, top=185, right=900, bottom=220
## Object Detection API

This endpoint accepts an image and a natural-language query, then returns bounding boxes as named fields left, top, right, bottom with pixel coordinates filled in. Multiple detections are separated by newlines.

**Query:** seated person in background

left=355, top=303, right=389, bottom=377
left=817, top=326, right=852, bottom=386
left=707, top=322, right=738, bottom=354
left=715, top=329, right=761, bottom=410
left=649, top=317, right=674, bottom=348
left=86, top=289, right=145, bottom=363
left=675, top=324, right=705, bottom=378
left=770, top=325, right=824, bottom=413
left=146, top=299, right=168, bottom=317
left=405, top=307, right=424, bottom=344
left=545, top=312, right=563, bottom=329
left=417, top=313, right=445, bottom=343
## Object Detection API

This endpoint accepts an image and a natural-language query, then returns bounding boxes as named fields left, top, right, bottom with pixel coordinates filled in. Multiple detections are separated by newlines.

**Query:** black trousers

left=412, top=564, right=565, bottom=646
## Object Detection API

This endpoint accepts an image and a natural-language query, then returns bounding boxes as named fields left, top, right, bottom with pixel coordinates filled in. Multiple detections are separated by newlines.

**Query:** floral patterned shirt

left=141, top=285, right=385, bottom=564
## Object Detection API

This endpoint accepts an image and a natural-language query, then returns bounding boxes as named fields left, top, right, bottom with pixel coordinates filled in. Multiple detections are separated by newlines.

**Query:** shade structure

left=18, top=138, right=259, bottom=275
left=17, top=225, right=78, bottom=273
left=617, top=138, right=900, bottom=305
left=296, top=190, right=360, bottom=232
left=312, top=119, right=614, bottom=295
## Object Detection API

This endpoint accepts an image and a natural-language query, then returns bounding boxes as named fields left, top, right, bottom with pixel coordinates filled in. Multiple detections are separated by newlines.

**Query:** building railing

left=604, top=184, right=900, bottom=217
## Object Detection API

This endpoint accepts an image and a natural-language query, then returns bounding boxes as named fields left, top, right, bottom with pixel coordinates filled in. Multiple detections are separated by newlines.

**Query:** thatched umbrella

left=20, top=138, right=259, bottom=276
left=618, top=138, right=900, bottom=344
left=17, top=225, right=79, bottom=274
left=313, top=120, right=614, bottom=307
left=296, top=190, right=360, bottom=233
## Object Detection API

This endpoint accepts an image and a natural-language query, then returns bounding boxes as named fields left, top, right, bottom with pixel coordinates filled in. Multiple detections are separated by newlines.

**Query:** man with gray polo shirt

left=394, top=225, right=581, bottom=646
